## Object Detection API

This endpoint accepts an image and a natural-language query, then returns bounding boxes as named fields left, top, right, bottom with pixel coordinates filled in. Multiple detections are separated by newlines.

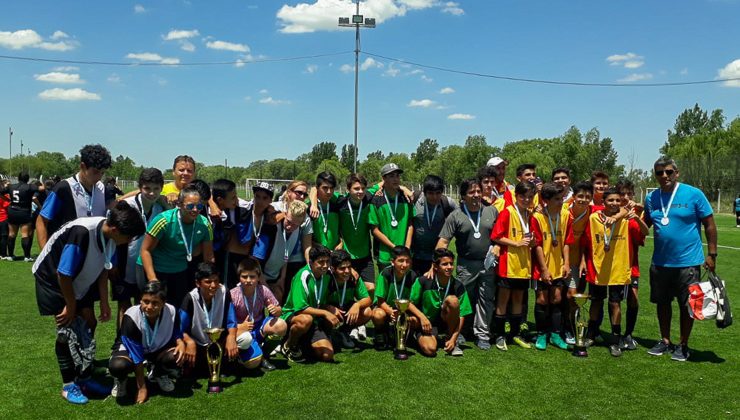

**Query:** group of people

left=18, top=144, right=719, bottom=405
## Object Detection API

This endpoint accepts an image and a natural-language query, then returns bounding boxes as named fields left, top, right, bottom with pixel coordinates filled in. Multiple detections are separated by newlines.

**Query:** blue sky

left=1, top=0, right=739, bottom=171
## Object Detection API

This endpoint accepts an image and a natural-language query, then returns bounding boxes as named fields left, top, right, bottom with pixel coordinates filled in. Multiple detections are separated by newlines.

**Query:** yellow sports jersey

left=492, top=197, right=506, bottom=213
left=162, top=182, right=180, bottom=197
left=493, top=205, right=533, bottom=279
left=533, top=208, right=573, bottom=280
left=568, top=206, right=590, bottom=267
left=584, top=213, right=630, bottom=286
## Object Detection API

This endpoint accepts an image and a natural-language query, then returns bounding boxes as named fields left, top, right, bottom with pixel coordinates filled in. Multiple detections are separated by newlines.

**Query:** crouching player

left=109, top=281, right=188, bottom=403
left=371, top=246, right=417, bottom=349
left=229, top=256, right=287, bottom=371
left=180, top=263, right=239, bottom=375
left=33, top=202, right=145, bottom=404
left=410, top=249, right=472, bottom=357
left=580, top=187, right=648, bottom=357
left=327, top=250, right=372, bottom=349
left=280, top=245, right=337, bottom=362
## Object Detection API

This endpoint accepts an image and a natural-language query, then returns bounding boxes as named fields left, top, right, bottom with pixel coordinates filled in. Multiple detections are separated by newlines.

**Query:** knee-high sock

left=7, top=236, right=16, bottom=257
left=55, top=340, right=77, bottom=384
left=510, top=314, right=523, bottom=337
left=534, top=303, right=548, bottom=333
left=625, top=305, right=638, bottom=336
left=551, top=306, right=563, bottom=333
left=21, top=237, right=32, bottom=258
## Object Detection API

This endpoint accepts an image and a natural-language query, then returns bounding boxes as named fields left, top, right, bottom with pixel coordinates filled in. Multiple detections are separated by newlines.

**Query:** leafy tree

left=340, top=144, right=357, bottom=172
left=412, top=138, right=439, bottom=166
left=309, top=142, right=337, bottom=171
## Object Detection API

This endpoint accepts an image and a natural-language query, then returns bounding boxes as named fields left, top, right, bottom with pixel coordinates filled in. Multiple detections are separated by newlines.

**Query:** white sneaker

left=24, top=257, right=34, bottom=262
left=270, top=344, right=282, bottom=358
left=2, top=256, right=13, bottom=261
left=357, top=325, right=367, bottom=340
left=349, top=328, right=359, bottom=341
left=111, top=378, right=127, bottom=398
left=154, top=375, right=175, bottom=392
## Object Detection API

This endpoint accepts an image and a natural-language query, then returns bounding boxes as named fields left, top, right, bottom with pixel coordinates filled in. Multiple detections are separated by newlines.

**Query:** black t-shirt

left=9, top=183, right=38, bottom=210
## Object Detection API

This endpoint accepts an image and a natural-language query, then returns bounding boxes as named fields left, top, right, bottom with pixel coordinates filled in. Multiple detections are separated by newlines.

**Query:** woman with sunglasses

left=139, top=186, right=214, bottom=306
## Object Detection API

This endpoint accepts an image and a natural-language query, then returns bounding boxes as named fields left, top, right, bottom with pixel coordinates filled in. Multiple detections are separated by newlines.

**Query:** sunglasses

left=184, top=203, right=204, bottom=211
left=292, top=190, right=308, bottom=198
left=655, top=169, right=675, bottom=176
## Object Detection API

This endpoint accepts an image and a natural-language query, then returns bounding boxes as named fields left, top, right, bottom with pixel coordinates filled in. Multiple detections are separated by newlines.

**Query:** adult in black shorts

left=5, top=172, right=39, bottom=261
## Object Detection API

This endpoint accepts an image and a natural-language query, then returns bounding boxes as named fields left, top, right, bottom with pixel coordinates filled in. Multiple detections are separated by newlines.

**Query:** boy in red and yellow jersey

left=564, top=181, right=593, bottom=344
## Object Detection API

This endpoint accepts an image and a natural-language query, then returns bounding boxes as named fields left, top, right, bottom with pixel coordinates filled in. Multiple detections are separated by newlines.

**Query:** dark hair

left=107, top=201, right=146, bottom=237
left=653, top=156, right=678, bottom=171
left=80, top=144, right=112, bottom=170
left=603, top=187, right=621, bottom=200
left=211, top=178, right=236, bottom=201
left=433, top=248, right=455, bottom=264
left=141, top=281, right=167, bottom=301
left=572, top=181, right=593, bottom=196
left=316, top=171, right=337, bottom=189
left=615, top=178, right=635, bottom=194
left=309, top=244, right=332, bottom=262
left=390, top=245, right=411, bottom=260
left=236, top=256, right=262, bottom=277
left=18, top=172, right=30, bottom=183
left=173, top=155, right=196, bottom=171
left=194, top=262, right=219, bottom=282
left=104, top=176, right=117, bottom=185
left=516, top=163, right=536, bottom=177
left=540, top=182, right=565, bottom=200
left=590, top=171, right=609, bottom=183
left=138, top=168, right=164, bottom=188
left=551, top=167, right=571, bottom=180
left=330, top=249, right=352, bottom=267
left=459, top=177, right=481, bottom=198
left=43, top=179, right=55, bottom=190
left=346, top=173, right=368, bottom=189
left=188, top=179, right=211, bottom=202
left=178, top=186, right=201, bottom=203
left=477, top=165, right=499, bottom=182
left=514, top=181, right=537, bottom=196
left=422, top=175, right=444, bottom=194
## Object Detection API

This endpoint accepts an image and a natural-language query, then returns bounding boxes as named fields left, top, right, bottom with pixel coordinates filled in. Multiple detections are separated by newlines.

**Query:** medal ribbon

left=425, top=202, right=439, bottom=229
left=659, top=182, right=680, bottom=221
left=546, top=210, right=560, bottom=244
left=393, top=272, right=407, bottom=301
left=463, top=204, right=481, bottom=237
left=177, top=209, right=196, bottom=260
left=347, top=200, right=364, bottom=231
left=142, top=309, right=161, bottom=349
left=435, top=275, right=452, bottom=301
left=241, top=285, right=259, bottom=322
left=383, top=190, right=399, bottom=226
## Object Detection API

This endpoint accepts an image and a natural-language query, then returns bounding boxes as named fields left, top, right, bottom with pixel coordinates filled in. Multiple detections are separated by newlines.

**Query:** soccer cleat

left=2, top=256, right=14, bottom=261
left=357, top=325, right=367, bottom=340
left=450, top=345, right=464, bottom=356
left=337, top=330, right=356, bottom=349
left=622, top=334, right=638, bottom=351
left=76, top=377, right=112, bottom=396
left=61, top=383, right=88, bottom=404
left=374, top=332, right=387, bottom=350
left=513, top=336, right=532, bottom=349
left=520, top=323, right=530, bottom=333
left=456, top=335, right=466, bottom=346
left=670, top=345, right=690, bottom=362
left=495, top=336, right=508, bottom=351
left=550, top=333, right=569, bottom=350
left=24, top=257, right=35, bottom=262
left=583, top=338, right=594, bottom=348
left=349, top=328, right=359, bottom=341
left=281, top=344, right=305, bottom=362
left=260, top=358, right=276, bottom=372
left=647, top=340, right=673, bottom=356
left=476, top=339, right=491, bottom=351
left=535, top=334, right=547, bottom=351
left=564, top=331, right=576, bottom=345
left=154, top=376, right=175, bottom=392
left=111, top=378, right=127, bottom=398
left=269, top=344, right=283, bottom=358
left=609, top=343, right=623, bottom=357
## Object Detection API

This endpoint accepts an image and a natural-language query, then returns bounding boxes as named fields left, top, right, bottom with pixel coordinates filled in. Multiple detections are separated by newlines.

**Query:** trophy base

left=207, top=384, right=223, bottom=393
left=394, top=350, right=409, bottom=360
left=572, top=346, right=588, bottom=358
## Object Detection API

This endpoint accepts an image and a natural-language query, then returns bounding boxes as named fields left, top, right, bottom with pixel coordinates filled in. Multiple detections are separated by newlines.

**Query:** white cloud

left=398, top=0, right=436, bottom=9
left=163, top=29, right=200, bottom=40
left=606, top=52, right=644, bottom=69
left=259, top=96, right=291, bottom=105
left=448, top=113, right=475, bottom=120
left=38, top=88, right=100, bottom=101
left=107, top=74, right=121, bottom=83
left=384, top=64, right=400, bottom=77
left=180, top=40, right=196, bottom=52
left=134, top=4, right=147, bottom=13
left=360, top=57, right=383, bottom=71
left=304, top=64, right=318, bottom=74
left=277, top=0, right=406, bottom=33
left=0, top=29, right=78, bottom=51
left=206, top=40, right=250, bottom=52
left=259, top=89, right=269, bottom=94
left=439, top=87, right=455, bottom=94
left=339, top=64, right=354, bottom=73
left=407, top=69, right=423, bottom=75
left=408, top=99, right=436, bottom=108
left=617, top=73, right=653, bottom=83
left=34, top=72, right=84, bottom=84
left=717, top=59, right=740, bottom=87
left=441, top=1, right=464, bottom=15
left=126, top=52, right=180, bottom=65
left=53, top=66, right=79, bottom=72
left=421, top=74, right=433, bottom=82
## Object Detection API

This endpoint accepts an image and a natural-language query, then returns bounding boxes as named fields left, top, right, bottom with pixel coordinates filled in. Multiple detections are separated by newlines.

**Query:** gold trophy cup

left=393, top=299, right=411, bottom=360
left=205, top=327, right=225, bottom=393
left=572, top=294, right=590, bottom=357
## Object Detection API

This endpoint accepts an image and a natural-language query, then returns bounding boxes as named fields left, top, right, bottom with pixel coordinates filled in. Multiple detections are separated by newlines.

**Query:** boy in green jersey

left=410, top=248, right=472, bottom=357
left=369, top=163, right=414, bottom=272
left=280, top=245, right=337, bottom=362
left=371, top=246, right=420, bottom=349
left=308, top=172, right=341, bottom=250
left=326, top=250, right=372, bottom=349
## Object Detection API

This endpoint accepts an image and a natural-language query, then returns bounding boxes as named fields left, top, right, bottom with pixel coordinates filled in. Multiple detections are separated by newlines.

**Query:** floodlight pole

left=8, top=127, right=12, bottom=176
left=339, top=1, right=375, bottom=173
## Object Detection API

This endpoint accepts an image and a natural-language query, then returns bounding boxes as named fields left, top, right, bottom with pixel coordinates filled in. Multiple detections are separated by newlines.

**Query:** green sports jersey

left=327, top=274, right=369, bottom=310
left=311, top=193, right=341, bottom=249
left=337, top=193, right=375, bottom=259
left=374, top=266, right=418, bottom=307
left=281, top=265, right=331, bottom=321
left=137, top=208, right=213, bottom=273
left=368, top=189, right=414, bottom=264
left=409, top=275, right=472, bottom=321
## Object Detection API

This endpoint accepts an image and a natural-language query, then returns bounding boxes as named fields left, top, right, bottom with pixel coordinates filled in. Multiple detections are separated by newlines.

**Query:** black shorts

left=649, top=265, right=700, bottom=306
left=588, top=284, right=625, bottom=303
left=414, top=317, right=446, bottom=340
left=351, top=257, right=376, bottom=284
left=498, top=277, right=530, bottom=290
left=536, top=279, right=566, bottom=290
left=412, top=259, right=433, bottom=277
left=111, top=280, right=141, bottom=302
left=7, top=207, right=32, bottom=225
left=35, top=275, right=96, bottom=316
left=287, top=315, right=332, bottom=347
left=156, top=270, right=191, bottom=307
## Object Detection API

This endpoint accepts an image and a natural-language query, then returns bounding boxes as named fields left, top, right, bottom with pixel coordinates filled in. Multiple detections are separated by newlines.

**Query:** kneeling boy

left=327, top=249, right=372, bottom=348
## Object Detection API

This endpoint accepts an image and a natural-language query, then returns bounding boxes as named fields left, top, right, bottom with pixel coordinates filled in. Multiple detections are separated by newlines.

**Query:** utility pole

left=339, top=0, right=375, bottom=173
left=8, top=127, right=12, bottom=176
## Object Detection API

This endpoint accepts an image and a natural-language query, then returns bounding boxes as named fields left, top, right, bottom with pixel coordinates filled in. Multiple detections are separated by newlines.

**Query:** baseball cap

left=380, top=163, right=404, bottom=177
left=487, top=157, right=506, bottom=167
left=252, top=181, right=274, bottom=194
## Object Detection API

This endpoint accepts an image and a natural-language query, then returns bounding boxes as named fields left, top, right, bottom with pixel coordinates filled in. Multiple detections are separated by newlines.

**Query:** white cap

left=487, top=156, right=505, bottom=167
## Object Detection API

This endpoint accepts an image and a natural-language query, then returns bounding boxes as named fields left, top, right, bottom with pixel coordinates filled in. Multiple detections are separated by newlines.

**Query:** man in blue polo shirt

left=643, top=157, right=717, bottom=362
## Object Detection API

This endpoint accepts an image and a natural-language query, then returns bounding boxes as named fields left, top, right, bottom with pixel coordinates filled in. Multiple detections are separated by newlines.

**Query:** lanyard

left=383, top=190, right=399, bottom=227
left=318, top=200, right=330, bottom=234
left=513, top=204, right=530, bottom=234
left=99, top=228, right=115, bottom=270
left=603, top=216, right=616, bottom=252
left=252, top=211, right=264, bottom=239
left=302, top=272, right=324, bottom=306
left=435, top=276, right=452, bottom=301
left=334, top=277, right=349, bottom=307
left=241, top=285, right=259, bottom=322
left=347, top=199, right=364, bottom=231
left=177, top=209, right=196, bottom=262
left=75, top=174, right=94, bottom=216
left=141, top=309, right=161, bottom=349
left=199, top=294, right=216, bottom=329
left=546, top=210, right=560, bottom=244
left=282, top=225, right=298, bottom=262
left=572, top=207, right=588, bottom=224
left=392, top=272, right=407, bottom=300
left=463, top=204, right=481, bottom=238
left=425, top=201, right=439, bottom=229
left=659, top=182, right=680, bottom=220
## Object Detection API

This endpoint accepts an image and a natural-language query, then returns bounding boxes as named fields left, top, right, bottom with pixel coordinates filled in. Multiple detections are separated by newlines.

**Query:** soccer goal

left=244, top=178, right=294, bottom=201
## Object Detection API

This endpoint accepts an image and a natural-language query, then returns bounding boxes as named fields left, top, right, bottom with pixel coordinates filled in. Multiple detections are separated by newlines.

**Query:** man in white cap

left=486, top=157, right=513, bottom=202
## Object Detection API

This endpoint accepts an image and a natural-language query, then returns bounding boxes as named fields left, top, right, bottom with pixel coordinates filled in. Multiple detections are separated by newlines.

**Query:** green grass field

left=1, top=215, right=738, bottom=419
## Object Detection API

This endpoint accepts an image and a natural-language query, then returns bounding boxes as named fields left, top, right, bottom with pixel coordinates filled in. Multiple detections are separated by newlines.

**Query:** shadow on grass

left=635, top=336, right=726, bottom=364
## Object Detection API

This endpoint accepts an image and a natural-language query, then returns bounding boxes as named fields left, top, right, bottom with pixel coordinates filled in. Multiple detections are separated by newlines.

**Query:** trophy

left=393, top=299, right=411, bottom=360
left=205, top=327, right=225, bottom=393
left=571, top=294, right=590, bottom=357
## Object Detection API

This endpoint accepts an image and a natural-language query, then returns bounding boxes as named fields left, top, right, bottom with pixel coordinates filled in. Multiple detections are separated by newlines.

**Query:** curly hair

left=80, top=144, right=112, bottom=170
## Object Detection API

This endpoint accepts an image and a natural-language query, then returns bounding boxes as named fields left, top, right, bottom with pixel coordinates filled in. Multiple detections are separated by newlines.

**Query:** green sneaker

left=550, top=333, right=569, bottom=350
left=513, top=336, right=532, bottom=349
left=504, top=322, right=511, bottom=334
left=535, top=334, right=547, bottom=351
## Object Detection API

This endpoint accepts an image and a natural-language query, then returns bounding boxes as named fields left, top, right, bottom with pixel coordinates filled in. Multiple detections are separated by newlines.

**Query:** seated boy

left=326, top=250, right=372, bottom=349
left=409, top=248, right=472, bottom=357
left=371, top=246, right=417, bottom=349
